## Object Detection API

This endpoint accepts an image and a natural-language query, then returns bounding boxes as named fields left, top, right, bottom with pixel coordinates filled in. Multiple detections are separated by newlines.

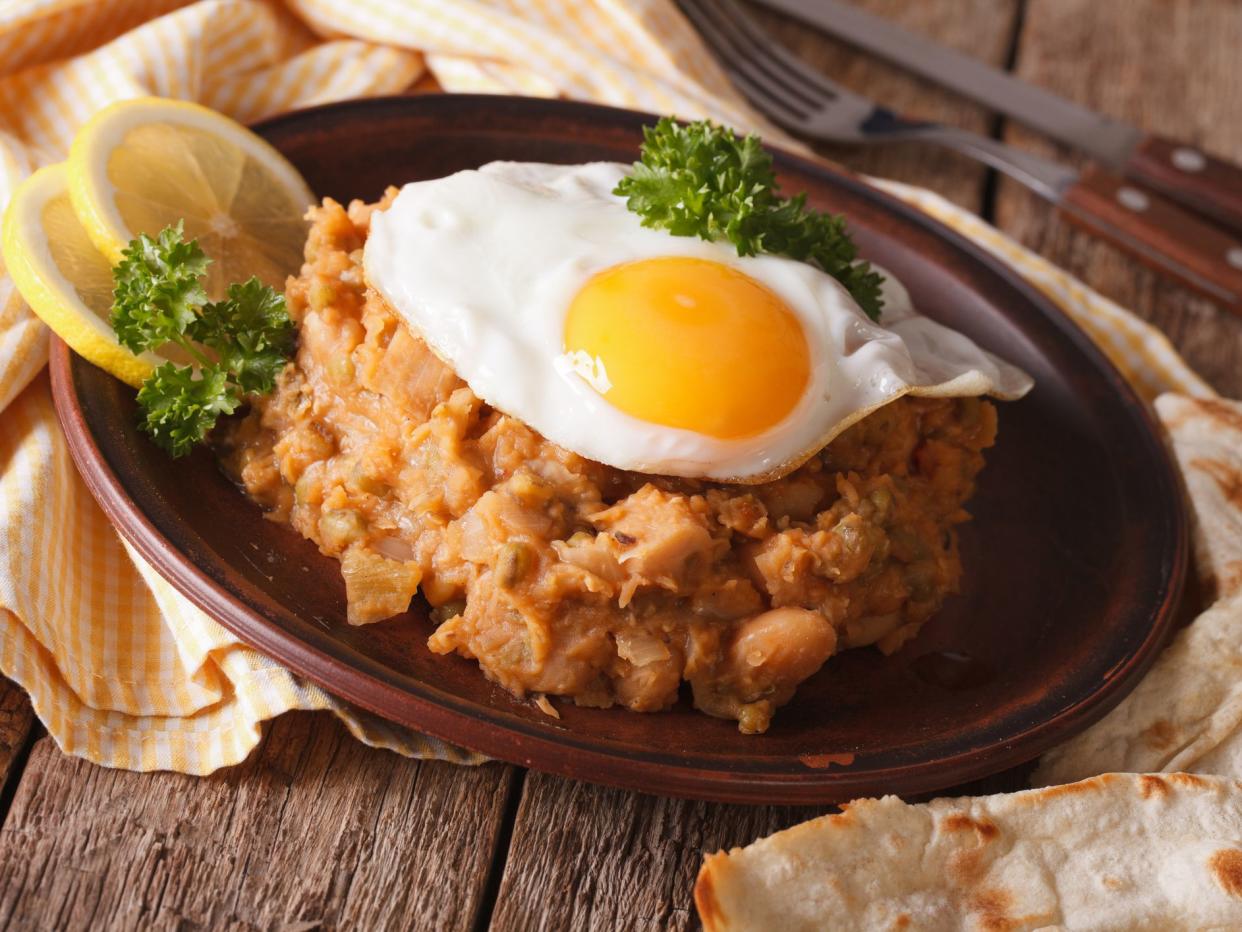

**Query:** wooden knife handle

left=1059, top=164, right=1242, bottom=312
left=1123, top=134, right=1242, bottom=236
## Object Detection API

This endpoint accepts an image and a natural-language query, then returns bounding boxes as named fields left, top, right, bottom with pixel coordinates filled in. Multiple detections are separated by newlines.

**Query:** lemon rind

left=3, top=163, right=157, bottom=388
left=67, top=96, right=314, bottom=263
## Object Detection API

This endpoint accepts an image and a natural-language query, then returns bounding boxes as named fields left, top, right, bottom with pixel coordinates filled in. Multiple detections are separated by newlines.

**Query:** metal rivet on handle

left=1228, top=248, right=1242, bottom=271
left=1172, top=147, right=1207, bottom=172
left=1117, top=187, right=1150, bottom=212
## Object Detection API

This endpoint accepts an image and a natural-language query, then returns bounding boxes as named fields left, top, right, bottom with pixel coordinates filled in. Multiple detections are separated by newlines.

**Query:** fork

left=676, top=0, right=1242, bottom=312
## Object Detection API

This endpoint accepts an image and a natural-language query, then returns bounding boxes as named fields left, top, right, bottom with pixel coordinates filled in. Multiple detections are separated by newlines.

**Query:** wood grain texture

left=486, top=4, right=1027, bottom=926
left=995, top=0, right=1242, bottom=395
left=4, top=4, right=1239, bottom=931
left=489, top=772, right=824, bottom=932
left=0, top=677, right=35, bottom=813
left=750, top=0, right=1020, bottom=208
left=1059, top=164, right=1242, bottom=312
left=487, top=768, right=1043, bottom=932
left=0, top=711, right=515, bottom=931
left=1125, top=133, right=1242, bottom=236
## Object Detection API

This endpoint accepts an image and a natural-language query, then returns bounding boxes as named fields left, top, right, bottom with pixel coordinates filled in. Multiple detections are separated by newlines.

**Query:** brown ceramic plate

left=50, top=95, right=1186, bottom=804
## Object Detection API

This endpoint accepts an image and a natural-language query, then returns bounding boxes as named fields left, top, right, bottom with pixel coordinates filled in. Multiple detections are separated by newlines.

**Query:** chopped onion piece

left=615, top=630, right=671, bottom=667
left=341, top=546, right=421, bottom=625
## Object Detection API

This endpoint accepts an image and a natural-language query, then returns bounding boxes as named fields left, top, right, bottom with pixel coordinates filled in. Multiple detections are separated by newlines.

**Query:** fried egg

left=364, top=161, right=1032, bottom=482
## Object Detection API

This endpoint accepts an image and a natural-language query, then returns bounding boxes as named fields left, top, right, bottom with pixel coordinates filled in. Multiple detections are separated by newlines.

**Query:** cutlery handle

left=1059, top=165, right=1242, bottom=312
left=1124, top=134, right=1242, bottom=236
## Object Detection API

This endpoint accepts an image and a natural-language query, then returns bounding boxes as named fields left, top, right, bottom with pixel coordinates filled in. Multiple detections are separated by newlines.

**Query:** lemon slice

left=3, top=163, right=163, bottom=387
left=68, top=97, right=312, bottom=298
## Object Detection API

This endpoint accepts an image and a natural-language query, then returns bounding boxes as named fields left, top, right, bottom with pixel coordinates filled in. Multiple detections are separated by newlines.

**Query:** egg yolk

left=563, top=257, right=811, bottom=439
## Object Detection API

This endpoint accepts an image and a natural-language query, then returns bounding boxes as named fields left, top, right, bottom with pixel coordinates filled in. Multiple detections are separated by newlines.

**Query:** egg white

left=363, top=161, right=1032, bottom=482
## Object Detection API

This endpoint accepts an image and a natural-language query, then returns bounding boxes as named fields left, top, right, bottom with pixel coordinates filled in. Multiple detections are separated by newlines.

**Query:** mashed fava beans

left=221, top=195, right=998, bottom=734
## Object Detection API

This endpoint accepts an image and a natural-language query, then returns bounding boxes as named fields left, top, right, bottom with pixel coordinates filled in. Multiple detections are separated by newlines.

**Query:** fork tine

left=716, top=0, right=855, bottom=103
left=687, top=0, right=863, bottom=113
left=681, top=0, right=819, bottom=113
left=718, top=63, right=812, bottom=129
left=678, top=15, right=806, bottom=122
left=678, top=0, right=815, bottom=122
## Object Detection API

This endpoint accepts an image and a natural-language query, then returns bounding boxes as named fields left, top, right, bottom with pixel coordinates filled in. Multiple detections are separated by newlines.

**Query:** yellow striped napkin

left=0, top=0, right=1213, bottom=774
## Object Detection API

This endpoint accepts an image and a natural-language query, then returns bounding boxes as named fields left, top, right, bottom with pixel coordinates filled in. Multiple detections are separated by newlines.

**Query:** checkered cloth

left=0, top=0, right=1213, bottom=773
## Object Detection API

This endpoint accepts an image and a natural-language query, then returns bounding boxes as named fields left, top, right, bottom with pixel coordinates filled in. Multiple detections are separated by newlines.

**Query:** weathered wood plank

left=995, top=0, right=1242, bottom=396
left=487, top=765, right=1037, bottom=932
left=0, top=711, right=516, bottom=931
left=490, top=772, right=823, bottom=932
left=752, top=0, right=1021, bottom=209
left=12, top=7, right=1239, bottom=932
left=487, top=5, right=1022, bottom=928
left=0, top=677, right=35, bottom=817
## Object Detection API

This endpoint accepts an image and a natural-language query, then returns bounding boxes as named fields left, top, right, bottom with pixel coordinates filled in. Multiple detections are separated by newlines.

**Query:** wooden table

left=1, top=1, right=1240, bottom=927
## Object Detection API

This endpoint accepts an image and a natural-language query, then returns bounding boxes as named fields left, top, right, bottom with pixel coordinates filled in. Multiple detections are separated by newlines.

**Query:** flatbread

left=695, top=772, right=1242, bottom=931
left=1156, top=395, right=1242, bottom=597
left=1035, top=394, right=1242, bottom=785
left=695, top=395, right=1242, bottom=930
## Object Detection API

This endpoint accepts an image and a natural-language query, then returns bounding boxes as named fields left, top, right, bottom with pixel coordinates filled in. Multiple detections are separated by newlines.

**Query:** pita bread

left=695, top=772, right=1242, bottom=931
left=1155, top=395, right=1242, bottom=598
left=1035, top=394, right=1242, bottom=785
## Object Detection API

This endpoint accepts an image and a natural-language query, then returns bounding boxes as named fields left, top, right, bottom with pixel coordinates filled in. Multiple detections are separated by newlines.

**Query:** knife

left=677, top=0, right=1242, bottom=310
left=751, top=0, right=1242, bottom=237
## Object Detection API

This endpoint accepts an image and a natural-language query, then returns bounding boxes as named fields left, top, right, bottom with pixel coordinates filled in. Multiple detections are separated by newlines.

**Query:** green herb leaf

left=613, top=118, right=884, bottom=320
left=110, top=221, right=211, bottom=352
left=135, top=363, right=241, bottom=458
left=110, top=225, right=295, bottom=457
left=196, top=278, right=297, bottom=395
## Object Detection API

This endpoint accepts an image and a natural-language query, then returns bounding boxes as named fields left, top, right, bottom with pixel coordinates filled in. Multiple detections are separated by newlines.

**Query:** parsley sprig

left=110, top=223, right=295, bottom=456
left=614, top=118, right=883, bottom=320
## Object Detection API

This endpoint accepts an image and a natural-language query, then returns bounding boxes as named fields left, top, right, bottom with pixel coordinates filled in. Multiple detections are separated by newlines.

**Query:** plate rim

left=49, top=93, right=1187, bottom=803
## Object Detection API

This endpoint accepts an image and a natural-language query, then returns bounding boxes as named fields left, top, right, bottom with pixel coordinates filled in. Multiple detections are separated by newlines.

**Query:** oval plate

left=50, top=95, right=1186, bottom=804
